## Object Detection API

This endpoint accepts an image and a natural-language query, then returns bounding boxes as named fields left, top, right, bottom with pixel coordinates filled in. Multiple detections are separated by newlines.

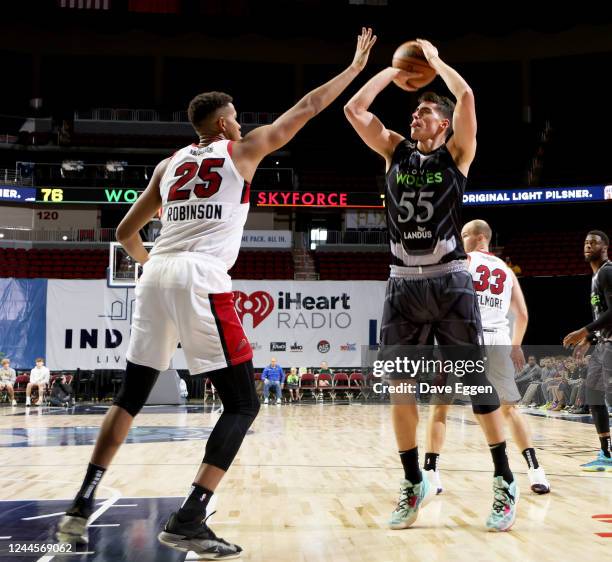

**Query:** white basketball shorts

left=483, top=329, right=521, bottom=403
left=126, top=253, right=252, bottom=374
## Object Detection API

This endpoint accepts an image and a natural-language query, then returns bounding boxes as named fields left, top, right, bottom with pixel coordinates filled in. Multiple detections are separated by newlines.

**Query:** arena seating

left=502, top=230, right=590, bottom=276
left=315, top=251, right=390, bottom=280
left=0, top=248, right=295, bottom=280
left=229, top=250, right=294, bottom=280
left=0, top=248, right=108, bottom=279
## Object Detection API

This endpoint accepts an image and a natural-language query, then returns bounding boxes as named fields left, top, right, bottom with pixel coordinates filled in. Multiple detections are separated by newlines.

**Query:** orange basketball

left=392, top=40, right=437, bottom=91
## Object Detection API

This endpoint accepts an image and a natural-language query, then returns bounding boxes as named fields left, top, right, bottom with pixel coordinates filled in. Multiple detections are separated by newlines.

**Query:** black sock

left=68, top=463, right=106, bottom=518
left=399, top=447, right=422, bottom=484
left=600, top=436, right=611, bottom=458
left=177, top=484, right=213, bottom=522
left=489, top=442, right=514, bottom=484
left=521, top=447, right=539, bottom=470
left=423, top=452, right=439, bottom=472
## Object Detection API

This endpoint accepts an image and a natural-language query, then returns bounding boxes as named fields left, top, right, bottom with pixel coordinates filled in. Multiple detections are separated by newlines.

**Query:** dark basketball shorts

left=586, top=342, right=612, bottom=405
left=379, top=266, right=497, bottom=407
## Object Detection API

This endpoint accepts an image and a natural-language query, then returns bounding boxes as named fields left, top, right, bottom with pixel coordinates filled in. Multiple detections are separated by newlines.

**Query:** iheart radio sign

left=233, top=291, right=275, bottom=328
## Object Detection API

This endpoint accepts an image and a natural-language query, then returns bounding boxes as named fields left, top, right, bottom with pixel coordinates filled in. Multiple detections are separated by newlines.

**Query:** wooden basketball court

left=1, top=402, right=610, bottom=561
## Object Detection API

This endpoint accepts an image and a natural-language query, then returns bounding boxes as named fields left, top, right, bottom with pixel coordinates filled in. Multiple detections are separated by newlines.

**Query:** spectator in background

left=286, top=368, right=300, bottom=402
left=262, top=357, right=285, bottom=405
left=49, top=374, right=74, bottom=407
left=317, top=361, right=333, bottom=379
left=505, top=256, right=522, bottom=276
left=515, top=356, right=541, bottom=395
left=0, top=358, right=17, bottom=406
left=26, top=357, right=50, bottom=406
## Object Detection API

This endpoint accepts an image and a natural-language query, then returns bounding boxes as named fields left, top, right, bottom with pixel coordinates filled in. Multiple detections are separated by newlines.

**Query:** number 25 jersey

left=385, top=140, right=467, bottom=267
left=150, top=140, right=250, bottom=271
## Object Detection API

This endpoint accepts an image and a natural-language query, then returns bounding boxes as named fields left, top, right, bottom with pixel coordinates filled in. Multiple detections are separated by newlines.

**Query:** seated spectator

left=317, top=361, right=333, bottom=380
left=505, top=256, right=522, bottom=275
left=262, top=357, right=285, bottom=405
left=286, top=367, right=300, bottom=402
left=515, top=355, right=542, bottom=395
left=49, top=375, right=74, bottom=407
left=26, top=358, right=50, bottom=406
left=0, top=358, right=17, bottom=406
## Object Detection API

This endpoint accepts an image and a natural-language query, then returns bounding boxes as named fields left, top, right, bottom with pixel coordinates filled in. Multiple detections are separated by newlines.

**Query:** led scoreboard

left=0, top=185, right=610, bottom=207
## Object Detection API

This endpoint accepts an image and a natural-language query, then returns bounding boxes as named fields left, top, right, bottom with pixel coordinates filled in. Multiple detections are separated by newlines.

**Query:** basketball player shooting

left=57, top=28, right=378, bottom=559
left=344, top=39, right=518, bottom=531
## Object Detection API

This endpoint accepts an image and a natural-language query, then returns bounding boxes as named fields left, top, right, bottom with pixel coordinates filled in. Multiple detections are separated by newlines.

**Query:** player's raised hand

left=351, top=27, right=377, bottom=72
left=416, top=38, right=439, bottom=65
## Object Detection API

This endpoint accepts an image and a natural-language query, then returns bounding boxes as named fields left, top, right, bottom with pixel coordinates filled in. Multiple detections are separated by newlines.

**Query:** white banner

left=47, top=280, right=134, bottom=370
left=241, top=230, right=292, bottom=248
left=46, top=280, right=386, bottom=370
left=232, top=280, right=385, bottom=369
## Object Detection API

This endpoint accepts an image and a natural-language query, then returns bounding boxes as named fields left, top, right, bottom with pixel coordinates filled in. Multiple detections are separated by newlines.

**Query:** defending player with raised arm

left=57, top=29, right=377, bottom=560
left=345, top=39, right=519, bottom=532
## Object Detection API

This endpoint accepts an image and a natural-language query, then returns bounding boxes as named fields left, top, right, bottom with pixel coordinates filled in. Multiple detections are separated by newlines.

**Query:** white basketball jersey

left=468, top=251, right=514, bottom=331
left=149, top=140, right=249, bottom=271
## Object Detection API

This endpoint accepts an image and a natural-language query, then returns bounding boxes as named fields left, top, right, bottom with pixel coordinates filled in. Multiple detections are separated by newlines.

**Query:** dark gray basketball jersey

left=385, top=140, right=467, bottom=267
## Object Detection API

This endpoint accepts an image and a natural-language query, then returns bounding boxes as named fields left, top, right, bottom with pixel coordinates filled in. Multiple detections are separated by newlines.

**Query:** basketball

left=392, top=40, right=437, bottom=90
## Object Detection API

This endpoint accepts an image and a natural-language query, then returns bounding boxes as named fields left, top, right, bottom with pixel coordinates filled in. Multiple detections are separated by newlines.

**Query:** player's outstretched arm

left=115, top=158, right=168, bottom=264
left=416, top=39, right=476, bottom=169
left=233, top=28, right=377, bottom=176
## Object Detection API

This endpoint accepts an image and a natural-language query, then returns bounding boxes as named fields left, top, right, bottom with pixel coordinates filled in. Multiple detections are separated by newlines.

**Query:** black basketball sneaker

left=158, top=512, right=242, bottom=560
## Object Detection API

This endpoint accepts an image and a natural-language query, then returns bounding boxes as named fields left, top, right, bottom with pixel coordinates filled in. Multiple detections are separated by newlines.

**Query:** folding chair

left=317, top=373, right=334, bottom=401
left=349, top=372, right=369, bottom=400
left=332, top=372, right=351, bottom=400
left=298, top=373, right=317, bottom=400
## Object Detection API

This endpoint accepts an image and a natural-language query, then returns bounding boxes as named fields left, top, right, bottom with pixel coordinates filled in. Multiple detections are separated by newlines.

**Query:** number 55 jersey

left=385, top=140, right=466, bottom=267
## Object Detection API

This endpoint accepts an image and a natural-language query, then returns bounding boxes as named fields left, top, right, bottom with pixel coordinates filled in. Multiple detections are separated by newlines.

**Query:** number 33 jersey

left=468, top=250, right=514, bottom=332
left=150, top=140, right=250, bottom=271
left=385, top=140, right=467, bottom=267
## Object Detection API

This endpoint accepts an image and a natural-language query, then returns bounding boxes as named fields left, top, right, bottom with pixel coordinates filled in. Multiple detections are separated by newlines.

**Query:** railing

left=301, top=230, right=389, bottom=248
left=74, top=109, right=279, bottom=125
left=0, top=228, right=116, bottom=243
left=14, top=162, right=293, bottom=190
left=0, top=169, right=33, bottom=186
left=240, top=112, right=282, bottom=125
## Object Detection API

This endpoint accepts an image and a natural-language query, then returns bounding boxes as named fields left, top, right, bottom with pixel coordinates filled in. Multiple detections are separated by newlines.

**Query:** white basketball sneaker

left=425, top=469, right=443, bottom=495
left=527, top=466, right=551, bottom=494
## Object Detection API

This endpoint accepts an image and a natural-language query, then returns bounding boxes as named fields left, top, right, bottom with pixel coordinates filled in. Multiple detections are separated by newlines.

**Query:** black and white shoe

left=158, top=512, right=242, bottom=560
left=56, top=513, right=89, bottom=544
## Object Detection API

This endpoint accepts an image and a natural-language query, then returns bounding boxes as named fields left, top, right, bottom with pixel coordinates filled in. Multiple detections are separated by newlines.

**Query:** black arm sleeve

left=586, top=266, right=612, bottom=333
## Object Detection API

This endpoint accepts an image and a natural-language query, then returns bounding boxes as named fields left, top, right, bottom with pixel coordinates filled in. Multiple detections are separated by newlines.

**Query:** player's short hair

left=1, top=358, right=9, bottom=365
left=464, top=219, right=492, bottom=242
left=587, top=230, right=609, bottom=246
left=418, top=91, right=455, bottom=138
left=35, top=357, right=44, bottom=363
left=188, top=91, right=233, bottom=129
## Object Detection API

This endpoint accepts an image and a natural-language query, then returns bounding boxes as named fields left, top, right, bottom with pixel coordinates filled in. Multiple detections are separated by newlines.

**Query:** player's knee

left=113, top=361, right=160, bottom=417
left=431, top=404, right=449, bottom=422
